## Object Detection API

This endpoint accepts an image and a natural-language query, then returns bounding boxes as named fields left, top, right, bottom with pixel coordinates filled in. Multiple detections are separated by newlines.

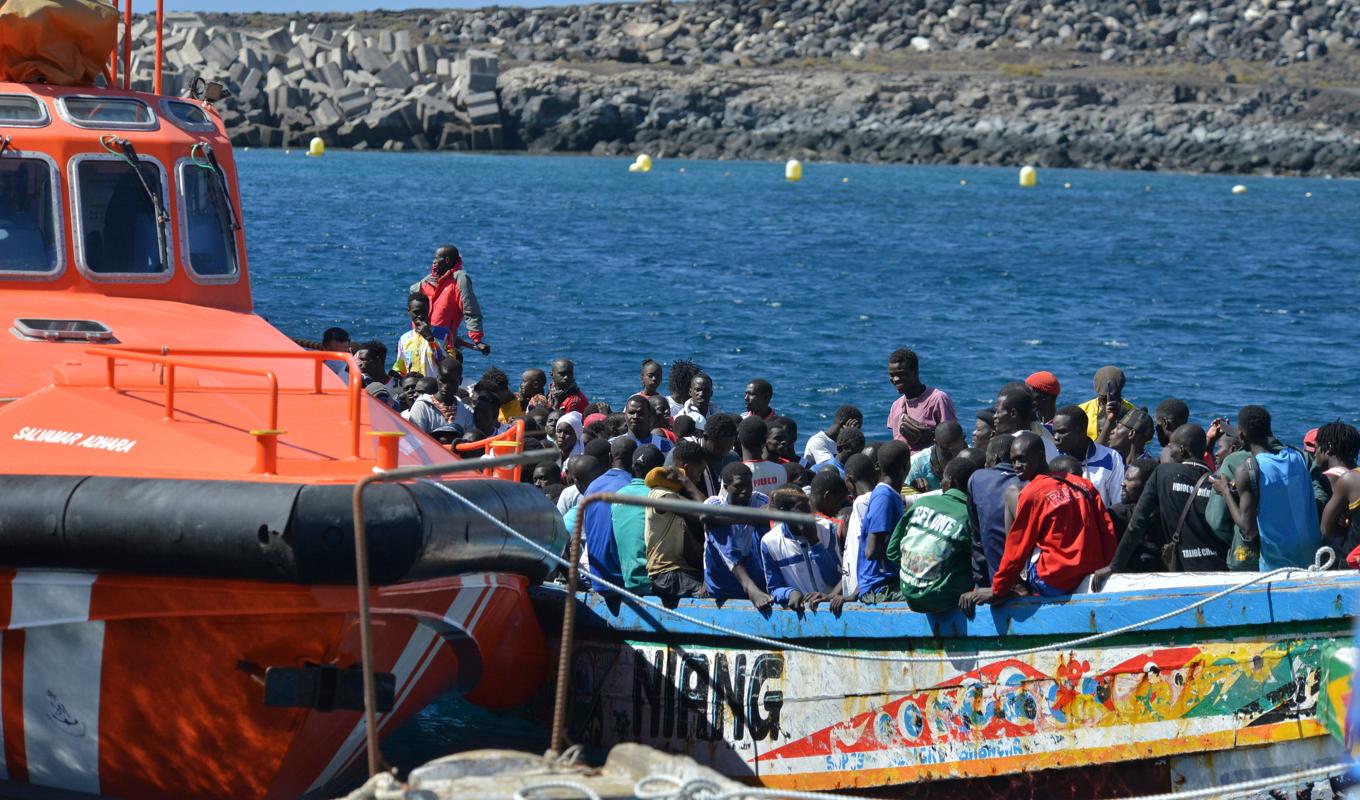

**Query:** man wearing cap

left=1025, top=371, right=1061, bottom=425
left=1078, top=366, right=1137, bottom=443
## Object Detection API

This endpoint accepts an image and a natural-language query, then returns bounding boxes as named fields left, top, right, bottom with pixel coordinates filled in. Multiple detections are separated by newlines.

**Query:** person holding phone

left=1077, top=365, right=1136, bottom=443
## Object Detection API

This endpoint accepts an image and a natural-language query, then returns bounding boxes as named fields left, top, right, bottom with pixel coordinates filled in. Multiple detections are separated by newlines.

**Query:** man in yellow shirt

left=1076, top=365, right=1136, bottom=443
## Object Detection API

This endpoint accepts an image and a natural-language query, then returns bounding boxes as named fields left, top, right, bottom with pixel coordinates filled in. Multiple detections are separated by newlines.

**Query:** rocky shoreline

left=126, top=0, right=1360, bottom=175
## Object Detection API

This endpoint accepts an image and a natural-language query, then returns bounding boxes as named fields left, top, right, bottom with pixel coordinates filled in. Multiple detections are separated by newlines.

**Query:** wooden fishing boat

left=0, top=3, right=561, bottom=797
left=534, top=569, right=1358, bottom=797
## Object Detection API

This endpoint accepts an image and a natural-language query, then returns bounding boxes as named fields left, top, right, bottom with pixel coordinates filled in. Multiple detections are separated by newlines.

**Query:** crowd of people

left=315, top=246, right=1360, bottom=614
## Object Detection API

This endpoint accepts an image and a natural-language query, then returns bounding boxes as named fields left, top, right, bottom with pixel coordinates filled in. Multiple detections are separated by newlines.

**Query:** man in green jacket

left=887, top=456, right=982, bottom=613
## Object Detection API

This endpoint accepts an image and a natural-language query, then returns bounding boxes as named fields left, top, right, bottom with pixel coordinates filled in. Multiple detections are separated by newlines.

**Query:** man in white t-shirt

left=737, top=415, right=787, bottom=493
left=837, top=452, right=879, bottom=600
left=1052, top=405, right=1125, bottom=508
left=802, top=404, right=863, bottom=468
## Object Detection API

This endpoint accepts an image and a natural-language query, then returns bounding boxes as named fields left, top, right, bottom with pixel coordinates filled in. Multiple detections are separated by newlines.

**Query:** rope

left=630, top=761, right=1353, bottom=800
left=512, top=781, right=603, bottom=800
left=1104, top=761, right=1352, bottom=800
left=426, top=481, right=1336, bottom=665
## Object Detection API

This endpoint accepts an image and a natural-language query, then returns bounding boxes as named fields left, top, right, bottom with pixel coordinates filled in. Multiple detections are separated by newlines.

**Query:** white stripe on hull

left=14, top=571, right=102, bottom=797
left=305, top=583, right=494, bottom=793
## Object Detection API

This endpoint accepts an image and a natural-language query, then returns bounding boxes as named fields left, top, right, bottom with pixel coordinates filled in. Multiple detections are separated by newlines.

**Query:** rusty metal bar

left=349, top=447, right=558, bottom=777
left=548, top=492, right=814, bottom=755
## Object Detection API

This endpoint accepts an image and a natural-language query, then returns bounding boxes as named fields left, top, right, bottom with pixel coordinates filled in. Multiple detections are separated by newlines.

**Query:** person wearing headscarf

left=555, top=410, right=585, bottom=467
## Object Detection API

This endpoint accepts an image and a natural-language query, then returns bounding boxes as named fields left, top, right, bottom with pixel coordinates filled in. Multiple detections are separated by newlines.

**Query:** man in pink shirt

left=886, top=348, right=957, bottom=456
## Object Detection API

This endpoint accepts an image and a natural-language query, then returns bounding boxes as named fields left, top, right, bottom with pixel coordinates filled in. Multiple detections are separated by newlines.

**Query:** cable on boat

left=423, top=481, right=1337, bottom=665
left=189, top=141, right=241, bottom=232
left=98, top=134, right=170, bottom=268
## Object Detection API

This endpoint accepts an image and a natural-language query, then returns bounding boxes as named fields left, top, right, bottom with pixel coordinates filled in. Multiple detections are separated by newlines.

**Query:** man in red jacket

left=961, top=434, right=1115, bottom=610
left=411, top=245, right=490, bottom=355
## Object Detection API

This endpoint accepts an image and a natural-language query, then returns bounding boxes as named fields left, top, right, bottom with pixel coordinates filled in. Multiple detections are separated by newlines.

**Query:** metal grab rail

left=550, top=493, right=816, bottom=755
left=92, top=347, right=280, bottom=429
left=90, top=346, right=365, bottom=458
left=349, top=448, right=560, bottom=778
left=454, top=418, right=527, bottom=480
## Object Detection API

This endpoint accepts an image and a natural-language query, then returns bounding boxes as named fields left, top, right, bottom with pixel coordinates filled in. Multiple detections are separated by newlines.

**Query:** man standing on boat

left=411, top=245, right=490, bottom=357
left=886, top=348, right=956, bottom=456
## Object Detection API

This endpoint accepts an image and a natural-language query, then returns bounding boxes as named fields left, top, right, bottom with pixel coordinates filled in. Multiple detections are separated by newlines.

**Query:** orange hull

left=0, top=570, right=545, bottom=799
left=0, top=22, right=558, bottom=800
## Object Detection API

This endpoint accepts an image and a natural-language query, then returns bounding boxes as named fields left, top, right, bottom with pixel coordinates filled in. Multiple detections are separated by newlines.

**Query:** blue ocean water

left=235, top=151, right=1360, bottom=773
left=240, top=150, right=1359, bottom=443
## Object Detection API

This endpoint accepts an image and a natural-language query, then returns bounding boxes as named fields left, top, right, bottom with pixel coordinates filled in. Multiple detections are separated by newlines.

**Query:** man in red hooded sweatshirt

left=411, top=245, right=490, bottom=356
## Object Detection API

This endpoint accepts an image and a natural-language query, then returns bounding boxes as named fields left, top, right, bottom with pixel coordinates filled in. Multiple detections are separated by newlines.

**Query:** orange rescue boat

left=0, top=3, right=560, bottom=797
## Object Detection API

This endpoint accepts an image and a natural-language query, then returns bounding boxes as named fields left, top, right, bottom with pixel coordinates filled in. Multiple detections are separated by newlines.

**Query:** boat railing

left=551, top=493, right=817, bottom=755
left=349, top=448, right=561, bottom=778
left=453, top=418, right=527, bottom=480
left=105, top=0, right=166, bottom=94
left=88, top=345, right=365, bottom=465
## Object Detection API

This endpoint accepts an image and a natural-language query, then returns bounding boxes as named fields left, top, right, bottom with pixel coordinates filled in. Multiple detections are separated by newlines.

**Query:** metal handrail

left=454, top=418, right=527, bottom=480
left=349, top=448, right=560, bottom=778
left=550, top=492, right=816, bottom=755
left=91, top=346, right=365, bottom=457
left=92, top=347, right=280, bottom=429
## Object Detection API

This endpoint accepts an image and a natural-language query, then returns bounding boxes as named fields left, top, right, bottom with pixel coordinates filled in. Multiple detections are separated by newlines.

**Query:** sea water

left=236, top=150, right=1360, bottom=769
left=242, top=150, right=1359, bottom=441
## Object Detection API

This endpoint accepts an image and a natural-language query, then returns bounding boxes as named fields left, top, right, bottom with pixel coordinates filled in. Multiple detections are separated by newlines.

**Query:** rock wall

left=124, top=0, right=1360, bottom=174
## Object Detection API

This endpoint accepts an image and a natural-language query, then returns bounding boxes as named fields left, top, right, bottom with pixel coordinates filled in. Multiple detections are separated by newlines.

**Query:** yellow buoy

left=307, top=137, right=325, bottom=157
left=1018, top=165, right=1037, bottom=188
left=785, top=159, right=803, bottom=182
left=1231, top=184, right=1248, bottom=195
left=635, top=153, right=653, bottom=172
left=628, top=162, right=643, bottom=173
left=842, top=177, right=849, bottom=183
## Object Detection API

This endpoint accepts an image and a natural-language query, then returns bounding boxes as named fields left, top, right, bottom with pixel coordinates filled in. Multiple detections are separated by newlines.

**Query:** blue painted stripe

left=531, top=572, right=1360, bottom=643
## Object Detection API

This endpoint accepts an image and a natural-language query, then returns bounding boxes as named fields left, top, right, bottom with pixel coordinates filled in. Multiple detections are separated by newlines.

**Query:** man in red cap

left=1025, top=371, right=1061, bottom=425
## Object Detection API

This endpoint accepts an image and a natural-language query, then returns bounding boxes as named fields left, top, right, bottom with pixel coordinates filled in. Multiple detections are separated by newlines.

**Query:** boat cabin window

left=58, top=97, right=156, bottom=130
left=0, top=157, right=61, bottom=274
left=0, top=95, right=48, bottom=127
left=177, top=161, right=239, bottom=279
left=160, top=100, right=215, bottom=133
left=73, top=157, right=170, bottom=276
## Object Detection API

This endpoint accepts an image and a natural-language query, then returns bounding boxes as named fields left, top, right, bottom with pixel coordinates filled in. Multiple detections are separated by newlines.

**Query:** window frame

left=69, top=152, right=175, bottom=284
left=0, top=94, right=51, bottom=128
left=159, top=99, right=217, bottom=133
left=0, top=151, right=66, bottom=280
left=56, top=95, right=158, bottom=131
left=174, top=158, right=241, bottom=285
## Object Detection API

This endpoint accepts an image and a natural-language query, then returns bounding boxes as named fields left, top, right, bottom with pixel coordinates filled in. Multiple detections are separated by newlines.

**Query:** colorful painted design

left=562, top=635, right=1332, bottom=791
left=1318, top=643, right=1357, bottom=753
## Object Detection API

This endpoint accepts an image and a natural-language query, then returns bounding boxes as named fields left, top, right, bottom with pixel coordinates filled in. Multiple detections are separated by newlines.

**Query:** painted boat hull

left=0, top=570, right=546, bottom=799
left=533, top=572, right=1360, bottom=793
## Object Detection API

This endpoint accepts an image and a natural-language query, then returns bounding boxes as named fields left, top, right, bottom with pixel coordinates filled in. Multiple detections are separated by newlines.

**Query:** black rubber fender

left=0, top=475, right=565, bottom=585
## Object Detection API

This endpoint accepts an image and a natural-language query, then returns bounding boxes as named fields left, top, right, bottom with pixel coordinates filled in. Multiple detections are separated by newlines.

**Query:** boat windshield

left=76, top=158, right=168, bottom=275
left=0, top=158, right=60, bottom=273
left=178, top=163, right=238, bottom=277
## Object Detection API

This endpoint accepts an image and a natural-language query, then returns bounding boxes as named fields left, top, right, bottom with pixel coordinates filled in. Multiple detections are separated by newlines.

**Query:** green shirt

left=612, top=479, right=653, bottom=591
left=886, top=488, right=975, bottom=613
